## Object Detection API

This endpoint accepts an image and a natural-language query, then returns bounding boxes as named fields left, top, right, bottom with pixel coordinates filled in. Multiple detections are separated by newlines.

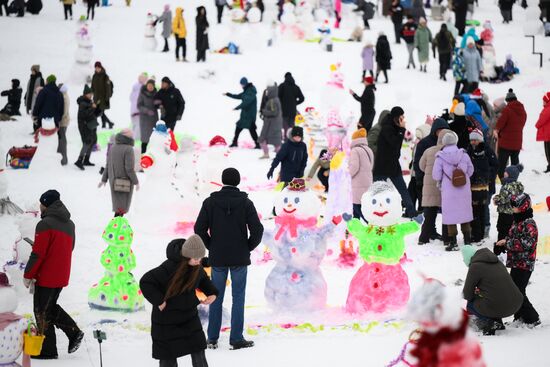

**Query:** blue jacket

left=269, top=140, right=308, bottom=183
left=32, top=83, right=64, bottom=124
left=463, top=95, right=488, bottom=131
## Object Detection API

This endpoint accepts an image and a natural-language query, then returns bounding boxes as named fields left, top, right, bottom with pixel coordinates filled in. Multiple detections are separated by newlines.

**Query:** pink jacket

left=349, top=137, right=374, bottom=204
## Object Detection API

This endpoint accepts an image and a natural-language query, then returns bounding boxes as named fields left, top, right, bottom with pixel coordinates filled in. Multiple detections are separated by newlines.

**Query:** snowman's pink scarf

left=274, top=215, right=317, bottom=240
left=0, top=313, right=31, bottom=367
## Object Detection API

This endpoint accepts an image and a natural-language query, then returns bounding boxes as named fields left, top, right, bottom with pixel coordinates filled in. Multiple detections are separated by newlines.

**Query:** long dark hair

left=164, top=257, right=202, bottom=301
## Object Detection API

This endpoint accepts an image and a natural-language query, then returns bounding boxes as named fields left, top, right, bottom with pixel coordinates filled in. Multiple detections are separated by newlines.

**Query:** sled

left=6, top=146, right=37, bottom=169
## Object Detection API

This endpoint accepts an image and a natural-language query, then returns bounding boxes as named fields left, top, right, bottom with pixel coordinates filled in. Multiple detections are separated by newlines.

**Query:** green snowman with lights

left=88, top=217, right=144, bottom=312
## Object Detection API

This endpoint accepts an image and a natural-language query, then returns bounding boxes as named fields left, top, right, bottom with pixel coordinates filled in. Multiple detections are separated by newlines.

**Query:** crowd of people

left=2, top=1, right=550, bottom=366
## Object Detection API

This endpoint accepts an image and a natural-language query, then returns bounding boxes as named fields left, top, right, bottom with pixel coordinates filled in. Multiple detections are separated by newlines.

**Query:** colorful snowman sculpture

left=0, top=272, right=29, bottom=367
left=345, top=181, right=419, bottom=314
left=264, top=178, right=339, bottom=311
left=88, top=217, right=144, bottom=312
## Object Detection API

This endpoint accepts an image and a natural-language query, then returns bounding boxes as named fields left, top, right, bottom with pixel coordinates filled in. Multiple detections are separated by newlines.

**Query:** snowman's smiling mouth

left=283, top=208, right=296, bottom=214
left=373, top=211, right=388, bottom=217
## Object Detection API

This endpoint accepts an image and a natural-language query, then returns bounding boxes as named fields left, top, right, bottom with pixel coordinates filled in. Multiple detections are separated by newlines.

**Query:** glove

left=267, top=169, right=274, bottom=180
left=23, top=278, right=33, bottom=289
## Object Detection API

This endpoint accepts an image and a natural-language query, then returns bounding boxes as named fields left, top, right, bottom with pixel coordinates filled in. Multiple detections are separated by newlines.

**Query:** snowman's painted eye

left=386, top=198, right=391, bottom=204
left=294, top=197, right=300, bottom=204
left=284, top=197, right=288, bottom=204
left=372, top=199, right=377, bottom=205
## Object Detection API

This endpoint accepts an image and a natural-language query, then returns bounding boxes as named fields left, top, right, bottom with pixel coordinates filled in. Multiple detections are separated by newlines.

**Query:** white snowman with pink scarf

left=263, top=178, right=340, bottom=311
left=0, top=272, right=30, bottom=367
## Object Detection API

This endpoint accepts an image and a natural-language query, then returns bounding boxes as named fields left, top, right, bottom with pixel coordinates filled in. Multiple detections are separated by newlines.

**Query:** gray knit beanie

left=181, top=235, right=206, bottom=259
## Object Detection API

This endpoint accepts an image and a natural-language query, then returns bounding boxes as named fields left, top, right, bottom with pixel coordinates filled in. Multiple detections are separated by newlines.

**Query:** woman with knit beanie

left=349, top=128, right=373, bottom=220
left=140, top=235, right=218, bottom=367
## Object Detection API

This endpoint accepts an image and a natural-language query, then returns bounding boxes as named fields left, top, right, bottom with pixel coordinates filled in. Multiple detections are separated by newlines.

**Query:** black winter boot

left=74, top=157, right=85, bottom=170
left=445, top=237, right=458, bottom=251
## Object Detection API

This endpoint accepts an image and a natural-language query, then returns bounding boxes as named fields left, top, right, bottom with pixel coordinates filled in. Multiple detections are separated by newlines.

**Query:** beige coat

left=419, top=129, right=450, bottom=207
left=60, top=91, right=70, bottom=128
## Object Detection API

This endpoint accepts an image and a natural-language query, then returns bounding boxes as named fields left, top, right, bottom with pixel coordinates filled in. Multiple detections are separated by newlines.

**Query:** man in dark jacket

left=390, top=0, right=403, bottom=44
left=400, top=15, right=417, bottom=69
left=75, top=85, right=100, bottom=170
left=413, top=117, right=449, bottom=209
left=226, top=77, right=259, bottom=148
left=349, top=76, right=376, bottom=132
left=24, top=190, right=83, bottom=359
left=0, top=79, right=22, bottom=116
left=432, top=23, right=455, bottom=81
left=194, top=168, right=263, bottom=350
left=462, top=246, right=523, bottom=335
left=91, top=61, right=114, bottom=129
left=373, top=106, right=416, bottom=217
left=267, top=126, right=308, bottom=183
left=467, top=129, right=498, bottom=243
left=154, top=76, right=185, bottom=132
left=278, top=72, right=305, bottom=133
left=32, top=74, right=64, bottom=132
left=453, top=0, right=468, bottom=36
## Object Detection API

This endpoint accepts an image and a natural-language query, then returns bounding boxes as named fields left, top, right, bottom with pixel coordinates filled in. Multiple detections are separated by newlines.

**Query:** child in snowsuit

left=140, top=235, right=218, bottom=367
left=493, top=164, right=523, bottom=252
left=495, top=193, right=540, bottom=326
left=0, top=79, right=22, bottom=116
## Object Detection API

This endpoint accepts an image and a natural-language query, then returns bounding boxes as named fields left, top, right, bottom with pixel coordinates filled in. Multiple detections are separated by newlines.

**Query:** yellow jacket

left=172, top=7, right=187, bottom=38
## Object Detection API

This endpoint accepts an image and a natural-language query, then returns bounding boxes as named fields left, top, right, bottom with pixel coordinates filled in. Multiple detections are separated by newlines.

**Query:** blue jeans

left=373, top=175, right=416, bottom=217
left=207, top=266, right=247, bottom=344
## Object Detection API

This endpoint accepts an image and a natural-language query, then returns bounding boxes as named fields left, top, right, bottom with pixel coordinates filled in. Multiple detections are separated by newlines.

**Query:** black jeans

left=163, top=37, right=169, bottom=51
left=497, top=147, right=520, bottom=179
left=510, top=268, right=539, bottom=324
left=197, top=47, right=206, bottom=62
left=375, top=68, right=388, bottom=83
left=160, top=351, right=208, bottom=367
left=407, top=176, right=423, bottom=212
left=454, top=80, right=467, bottom=96
left=34, top=286, right=81, bottom=357
left=232, top=125, right=259, bottom=145
left=87, top=3, right=95, bottom=20
left=175, top=36, right=187, bottom=59
left=392, top=22, right=401, bottom=43
left=439, top=52, right=451, bottom=78
left=471, top=190, right=488, bottom=242
left=101, top=110, right=113, bottom=128
left=63, top=4, right=72, bottom=19
left=216, top=4, right=224, bottom=23
left=419, top=206, right=439, bottom=243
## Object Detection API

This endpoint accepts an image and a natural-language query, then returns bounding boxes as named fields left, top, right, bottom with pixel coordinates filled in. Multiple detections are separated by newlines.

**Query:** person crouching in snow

left=495, top=193, right=541, bottom=327
left=0, top=79, right=22, bottom=116
left=140, top=235, right=218, bottom=367
left=75, top=84, right=100, bottom=170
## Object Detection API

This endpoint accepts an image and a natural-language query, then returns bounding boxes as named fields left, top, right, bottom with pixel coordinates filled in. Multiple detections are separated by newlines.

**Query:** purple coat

left=432, top=145, right=474, bottom=225
left=362, top=46, right=375, bottom=71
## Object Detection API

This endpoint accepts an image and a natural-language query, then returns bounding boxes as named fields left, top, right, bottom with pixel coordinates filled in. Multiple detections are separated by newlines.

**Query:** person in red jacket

left=535, top=91, right=550, bottom=173
left=24, top=190, right=83, bottom=360
left=493, top=89, right=527, bottom=179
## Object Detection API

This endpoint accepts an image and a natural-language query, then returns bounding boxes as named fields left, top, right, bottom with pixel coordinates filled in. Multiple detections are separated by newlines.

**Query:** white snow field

left=1, top=0, right=550, bottom=366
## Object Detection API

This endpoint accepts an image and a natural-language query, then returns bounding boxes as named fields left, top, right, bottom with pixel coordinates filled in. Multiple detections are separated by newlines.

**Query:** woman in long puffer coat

left=432, top=131, right=474, bottom=251
left=195, top=6, right=209, bottom=62
left=259, top=84, right=283, bottom=159
left=99, top=129, right=139, bottom=216
left=414, top=18, right=432, bottom=72
left=138, top=79, right=159, bottom=153
left=375, top=33, right=392, bottom=83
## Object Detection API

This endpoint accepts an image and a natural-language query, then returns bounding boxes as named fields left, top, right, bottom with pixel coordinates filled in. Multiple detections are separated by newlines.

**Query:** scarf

left=274, top=215, right=317, bottom=241
left=512, top=208, right=533, bottom=223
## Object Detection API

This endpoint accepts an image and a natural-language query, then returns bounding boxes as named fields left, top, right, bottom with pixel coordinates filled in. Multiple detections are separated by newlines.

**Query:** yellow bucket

left=23, top=323, right=45, bottom=356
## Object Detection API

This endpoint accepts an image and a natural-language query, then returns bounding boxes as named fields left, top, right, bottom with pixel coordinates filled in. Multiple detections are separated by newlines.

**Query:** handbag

left=114, top=178, right=131, bottom=193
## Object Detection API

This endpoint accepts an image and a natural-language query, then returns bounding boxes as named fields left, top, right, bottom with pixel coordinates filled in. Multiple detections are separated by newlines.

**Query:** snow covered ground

left=1, top=0, right=550, bottom=366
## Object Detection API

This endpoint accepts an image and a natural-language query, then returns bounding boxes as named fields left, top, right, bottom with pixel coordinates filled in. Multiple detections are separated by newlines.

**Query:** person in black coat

left=390, top=0, right=403, bottom=44
left=75, top=84, right=100, bottom=169
left=467, top=129, right=498, bottom=243
left=375, top=33, right=392, bottom=83
left=0, top=79, right=22, bottom=116
left=154, top=77, right=185, bottom=131
left=195, top=6, right=209, bottom=62
left=32, top=75, right=64, bottom=131
left=140, top=235, right=218, bottom=367
left=453, top=0, right=468, bottom=36
left=449, top=102, right=474, bottom=150
left=278, top=72, right=305, bottom=133
left=26, top=0, right=42, bottom=14
left=267, top=126, right=308, bottom=183
left=349, top=76, right=376, bottom=132
left=194, top=168, right=263, bottom=350
left=25, top=65, right=44, bottom=115
left=373, top=106, right=416, bottom=217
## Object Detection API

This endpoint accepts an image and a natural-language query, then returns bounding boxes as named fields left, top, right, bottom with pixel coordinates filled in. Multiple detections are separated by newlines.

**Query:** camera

left=93, top=330, right=107, bottom=342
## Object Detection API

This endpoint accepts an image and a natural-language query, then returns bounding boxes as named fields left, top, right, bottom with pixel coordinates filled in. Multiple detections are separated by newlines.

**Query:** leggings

left=87, top=3, right=95, bottom=20
left=63, top=4, right=72, bottom=19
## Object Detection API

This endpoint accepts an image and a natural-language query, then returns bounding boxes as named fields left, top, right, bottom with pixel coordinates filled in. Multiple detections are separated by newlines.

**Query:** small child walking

left=495, top=193, right=540, bottom=327
left=493, top=164, right=523, bottom=252
left=140, top=235, right=218, bottom=367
